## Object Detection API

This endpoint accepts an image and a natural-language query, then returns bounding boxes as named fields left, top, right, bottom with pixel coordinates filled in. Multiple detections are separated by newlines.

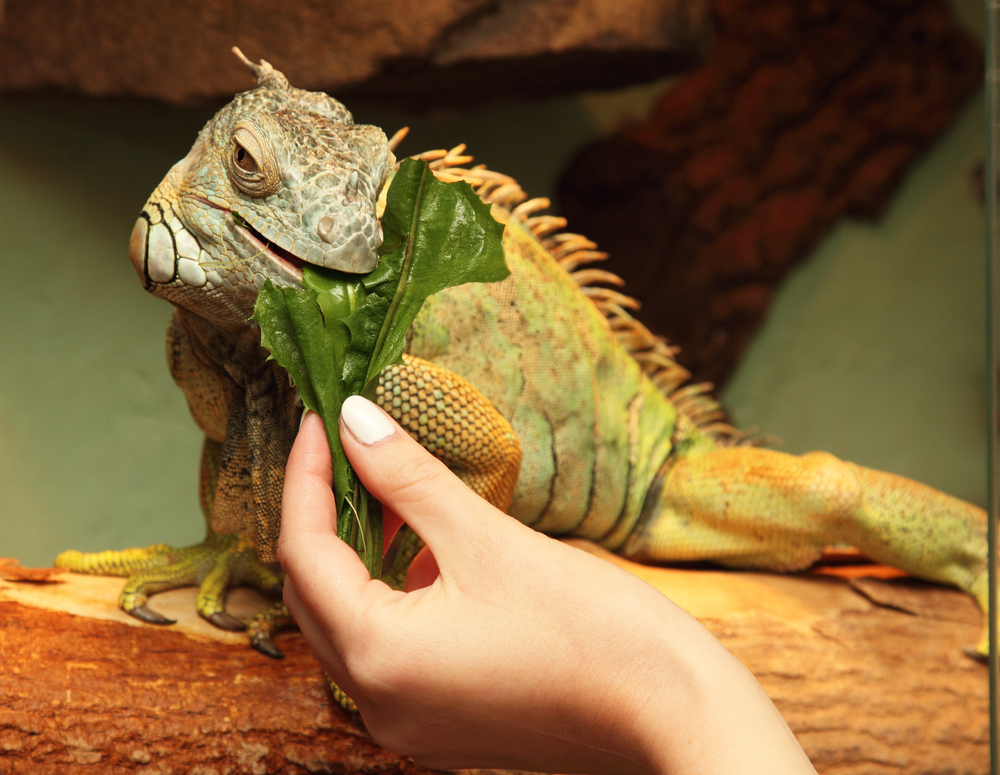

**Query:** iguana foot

left=246, top=601, right=296, bottom=659
left=55, top=530, right=284, bottom=633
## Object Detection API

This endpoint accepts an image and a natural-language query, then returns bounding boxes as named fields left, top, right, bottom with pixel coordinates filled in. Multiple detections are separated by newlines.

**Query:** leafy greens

left=252, top=158, right=509, bottom=578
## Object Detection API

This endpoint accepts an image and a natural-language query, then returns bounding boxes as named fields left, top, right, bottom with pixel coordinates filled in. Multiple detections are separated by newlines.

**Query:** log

left=0, top=543, right=987, bottom=775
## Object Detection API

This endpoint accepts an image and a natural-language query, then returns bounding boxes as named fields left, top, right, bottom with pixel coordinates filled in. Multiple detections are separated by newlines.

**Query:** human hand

left=278, top=396, right=815, bottom=775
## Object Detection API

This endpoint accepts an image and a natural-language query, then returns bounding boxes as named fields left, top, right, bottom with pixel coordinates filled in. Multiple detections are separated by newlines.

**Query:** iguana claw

left=208, top=611, right=247, bottom=632
left=129, top=604, right=177, bottom=626
left=964, top=646, right=988, bottom=664
left=247, top=601, right=294, bottom=659
left=250, top=632, right=285, bottom=660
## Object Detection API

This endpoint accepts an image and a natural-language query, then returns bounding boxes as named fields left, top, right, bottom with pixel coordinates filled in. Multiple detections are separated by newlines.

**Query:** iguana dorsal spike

left=231, top=46, right=290, bottom=92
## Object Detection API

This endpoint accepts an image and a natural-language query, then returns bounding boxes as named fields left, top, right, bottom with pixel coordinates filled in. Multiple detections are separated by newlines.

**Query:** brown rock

left=557, top=0, right=983, bottom=387
left=0, top=544, right=987, bottom=774
left=0, top=0, right=710, bottom=106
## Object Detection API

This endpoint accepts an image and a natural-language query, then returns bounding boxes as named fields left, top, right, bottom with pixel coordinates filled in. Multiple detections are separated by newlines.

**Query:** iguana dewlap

left=57, top=50, right=989, bottom=659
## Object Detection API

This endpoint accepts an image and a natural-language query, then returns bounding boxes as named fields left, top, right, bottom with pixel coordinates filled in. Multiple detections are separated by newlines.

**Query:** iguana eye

left=234, top=143, right=257, bottom=173
left=225, top=121, right=281, bottom=198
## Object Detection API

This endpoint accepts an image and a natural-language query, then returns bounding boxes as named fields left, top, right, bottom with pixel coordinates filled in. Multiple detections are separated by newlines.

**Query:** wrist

left=603, top=604, right=814, bottom=775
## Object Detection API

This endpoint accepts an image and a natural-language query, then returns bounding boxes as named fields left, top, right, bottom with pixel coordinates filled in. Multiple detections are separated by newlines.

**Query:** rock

left=0, top=0, right=710, bottom=106
left=556, top=0, right=983, bottom=387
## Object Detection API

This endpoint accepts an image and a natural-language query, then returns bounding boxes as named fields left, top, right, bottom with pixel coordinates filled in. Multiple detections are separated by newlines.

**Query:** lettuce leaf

left=253, top=158, right=508, bottom=578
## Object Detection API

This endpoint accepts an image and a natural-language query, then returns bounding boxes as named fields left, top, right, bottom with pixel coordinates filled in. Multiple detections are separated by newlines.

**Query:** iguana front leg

left=57, top=309, right=295, bottom=646
left=55, top=437, right=286, bottom=631
left=377, top=355, right=523, bottom=510
left=59, top=351, right=522, bottom=668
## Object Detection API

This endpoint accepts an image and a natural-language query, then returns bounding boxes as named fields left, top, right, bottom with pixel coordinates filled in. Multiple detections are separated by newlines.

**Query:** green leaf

left=253, top=158, right=508, bottom=580
left=252, top=281, right=354, bottom=529
left=253, top=283, right=320, bottom=413
left=361, top=158, right=509, bottom=385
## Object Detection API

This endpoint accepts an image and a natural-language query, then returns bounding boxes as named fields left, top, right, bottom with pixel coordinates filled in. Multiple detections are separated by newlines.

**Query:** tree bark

left=557, top=0, right=983, bottom=387
left=0, top=544, right=987, bottom=775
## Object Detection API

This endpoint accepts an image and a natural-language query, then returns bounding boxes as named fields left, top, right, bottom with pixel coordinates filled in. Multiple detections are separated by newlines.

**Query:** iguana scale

left=57, top=52, right=989, bottom=667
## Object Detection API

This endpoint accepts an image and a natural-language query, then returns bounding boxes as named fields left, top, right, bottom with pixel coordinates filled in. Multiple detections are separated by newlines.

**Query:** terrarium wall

left=0, top=0, right=987, bottom=569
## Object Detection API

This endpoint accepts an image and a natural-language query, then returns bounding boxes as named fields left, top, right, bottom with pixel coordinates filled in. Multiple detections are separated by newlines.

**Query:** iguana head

left=129, top=48, right=392, bottom=320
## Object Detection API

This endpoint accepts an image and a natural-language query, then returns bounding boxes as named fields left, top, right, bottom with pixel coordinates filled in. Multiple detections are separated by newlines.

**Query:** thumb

left=339, top=395, right=509, bottom=571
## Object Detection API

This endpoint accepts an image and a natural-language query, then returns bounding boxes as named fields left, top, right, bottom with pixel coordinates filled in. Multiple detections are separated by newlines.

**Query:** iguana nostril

left=316, top=215, right=336, bottom=243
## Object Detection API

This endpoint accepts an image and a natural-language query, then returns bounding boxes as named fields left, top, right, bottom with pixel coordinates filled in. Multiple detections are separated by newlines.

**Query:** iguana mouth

left=189, top=195, right=309, bottom=283
left=231, top=211, right=307, bottom=278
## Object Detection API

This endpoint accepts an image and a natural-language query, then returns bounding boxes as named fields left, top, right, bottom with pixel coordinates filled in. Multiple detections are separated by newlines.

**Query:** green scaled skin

left=57, top=51, right=988, bottom=675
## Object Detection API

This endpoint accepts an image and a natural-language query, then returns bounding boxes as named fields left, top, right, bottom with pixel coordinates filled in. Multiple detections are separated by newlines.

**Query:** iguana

left=57, top=51, right=989, bottom=667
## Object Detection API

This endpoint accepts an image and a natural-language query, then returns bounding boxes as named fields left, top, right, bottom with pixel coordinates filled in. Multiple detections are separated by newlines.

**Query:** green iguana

left=57, top=52, right=989, bottom=666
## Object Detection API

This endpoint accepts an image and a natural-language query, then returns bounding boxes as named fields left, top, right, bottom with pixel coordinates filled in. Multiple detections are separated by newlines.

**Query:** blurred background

left=0, top=0, right=987, bottom=565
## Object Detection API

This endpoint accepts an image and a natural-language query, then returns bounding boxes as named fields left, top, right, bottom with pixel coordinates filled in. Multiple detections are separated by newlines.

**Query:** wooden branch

left=0, top=543, right=987, bottom=774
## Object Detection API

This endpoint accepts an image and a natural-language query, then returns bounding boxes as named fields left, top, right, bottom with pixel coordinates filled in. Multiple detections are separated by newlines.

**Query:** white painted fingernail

left=341, top=395, right=395, bottom=445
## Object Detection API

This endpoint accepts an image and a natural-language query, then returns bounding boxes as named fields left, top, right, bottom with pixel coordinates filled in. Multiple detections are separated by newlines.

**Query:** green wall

left=0, top=100, right=212, bottom=563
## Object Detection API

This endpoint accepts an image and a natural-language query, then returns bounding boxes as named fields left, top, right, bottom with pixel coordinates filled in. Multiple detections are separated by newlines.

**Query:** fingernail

left=341, top=395, right=395, bottom=445
left=299, top=409, right=313, bottom=430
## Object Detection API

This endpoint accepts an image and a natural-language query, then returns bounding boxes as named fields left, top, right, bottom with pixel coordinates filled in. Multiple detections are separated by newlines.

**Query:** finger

left=338, top=395, right=512, bottom=566
left=282, top=576, right=355, bottom=694
left=277, top=411, right=374, bottom=626
left=404, top=544, right=440, bottom=592
left=279, top=410, right=336, bottom=539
